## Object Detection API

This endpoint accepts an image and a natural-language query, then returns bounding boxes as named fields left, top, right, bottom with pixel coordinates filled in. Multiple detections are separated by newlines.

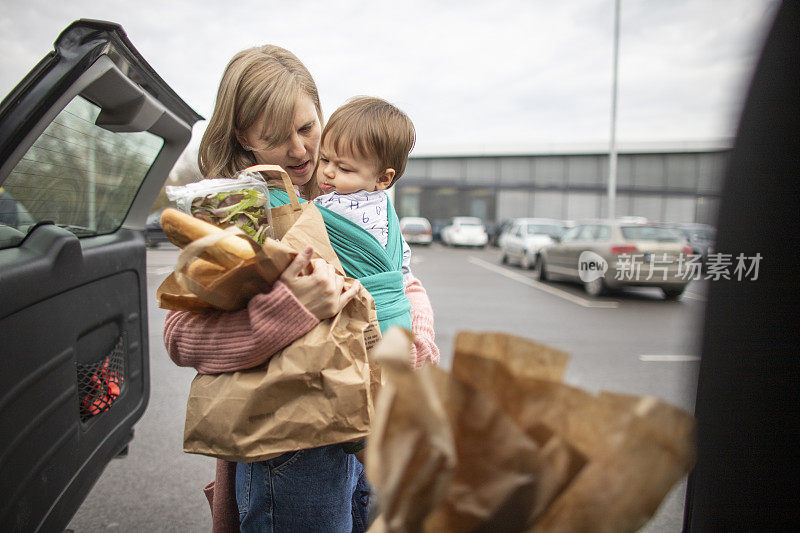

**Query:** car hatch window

left=621, top=225, right=681, bottom=242
left=528, top=224, right=561, bottom=236
left=560, top=226, right=582, bottom=242
left=0, top=95, right=163, bottom=249
left=689, top=227, right=715, bottom=241
left=577, top=225, right=596, bottom=240
left=403, top=223, right=427, bottom=233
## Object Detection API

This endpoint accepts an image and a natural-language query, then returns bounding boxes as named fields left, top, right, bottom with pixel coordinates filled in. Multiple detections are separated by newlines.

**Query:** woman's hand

left=280, top=246, right=360, bottom=320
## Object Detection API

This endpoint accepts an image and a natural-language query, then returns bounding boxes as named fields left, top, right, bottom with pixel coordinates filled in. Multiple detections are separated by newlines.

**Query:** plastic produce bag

left=165, top=168, right=274, bottom=244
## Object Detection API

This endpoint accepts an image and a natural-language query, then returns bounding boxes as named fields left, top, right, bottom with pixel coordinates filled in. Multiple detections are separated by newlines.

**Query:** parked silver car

left=440, top=216, right=488, bottom=247
left=536, top=220, right=694, bottom=299
left=399, top=216, right=433, bottom=245
left=500, top=218, right=565, bottom=269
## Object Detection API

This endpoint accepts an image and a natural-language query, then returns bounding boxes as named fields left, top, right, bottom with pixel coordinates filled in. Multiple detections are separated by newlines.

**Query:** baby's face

left=317, top=141, right=385, bottom=195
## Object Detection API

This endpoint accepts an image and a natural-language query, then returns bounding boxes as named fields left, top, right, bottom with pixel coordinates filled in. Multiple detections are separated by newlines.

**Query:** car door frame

left=547, top=224, right=583, bottom=275
left=0, top=19, right=201, bottom=533
left=505, top=222, right=525, bottom=261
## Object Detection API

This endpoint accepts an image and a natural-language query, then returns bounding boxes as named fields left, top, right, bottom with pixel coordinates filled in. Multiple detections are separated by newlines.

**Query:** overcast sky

left=0, top=0, right=778, bottom=155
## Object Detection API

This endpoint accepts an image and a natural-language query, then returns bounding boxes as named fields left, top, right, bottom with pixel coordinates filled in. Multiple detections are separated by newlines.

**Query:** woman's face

left=239, top=92, right=321, bottom=187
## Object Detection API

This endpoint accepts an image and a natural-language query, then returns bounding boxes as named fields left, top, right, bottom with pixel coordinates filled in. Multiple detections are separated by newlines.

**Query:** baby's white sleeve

left=401, top=234, right=412, bottom=286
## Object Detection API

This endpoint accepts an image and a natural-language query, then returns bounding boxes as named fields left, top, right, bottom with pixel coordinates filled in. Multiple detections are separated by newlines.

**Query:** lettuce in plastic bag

left=166, top=171, right=274, bottom=244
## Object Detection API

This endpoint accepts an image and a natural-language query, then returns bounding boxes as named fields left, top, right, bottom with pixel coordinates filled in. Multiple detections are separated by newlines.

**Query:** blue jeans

left=235, top=445, right=370, bottom=532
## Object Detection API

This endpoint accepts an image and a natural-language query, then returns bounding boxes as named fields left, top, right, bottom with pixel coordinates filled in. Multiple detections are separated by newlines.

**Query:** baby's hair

left=321, top=96, right=415, bottom=186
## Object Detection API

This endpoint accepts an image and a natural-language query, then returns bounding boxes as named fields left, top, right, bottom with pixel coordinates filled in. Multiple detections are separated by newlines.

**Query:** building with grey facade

left=393, top=143, right=729, bottom=230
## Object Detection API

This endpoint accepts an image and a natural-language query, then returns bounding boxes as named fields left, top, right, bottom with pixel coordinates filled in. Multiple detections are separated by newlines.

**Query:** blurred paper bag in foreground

left=367, top=330, right=695, bottom=533
left=366, top=329, right=456, bottom=532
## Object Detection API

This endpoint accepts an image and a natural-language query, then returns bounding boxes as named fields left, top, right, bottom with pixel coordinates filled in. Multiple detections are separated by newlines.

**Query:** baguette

left=160, top=207, right=256, bottom=269
left=186, top=256, right=227, bottom=280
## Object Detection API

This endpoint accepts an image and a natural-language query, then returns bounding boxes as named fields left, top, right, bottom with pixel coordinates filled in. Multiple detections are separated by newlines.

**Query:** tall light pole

left=607, top=0, right=621, bottom=221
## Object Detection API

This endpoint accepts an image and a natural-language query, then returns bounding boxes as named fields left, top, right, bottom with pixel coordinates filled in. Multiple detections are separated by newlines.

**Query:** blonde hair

left=198, top=45, right=323, bottom=198
left=321, top=96, right=416, bottom=187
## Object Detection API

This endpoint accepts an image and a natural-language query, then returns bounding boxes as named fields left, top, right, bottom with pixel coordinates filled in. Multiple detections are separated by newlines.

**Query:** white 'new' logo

left=578, top=251, right=608, bottom=282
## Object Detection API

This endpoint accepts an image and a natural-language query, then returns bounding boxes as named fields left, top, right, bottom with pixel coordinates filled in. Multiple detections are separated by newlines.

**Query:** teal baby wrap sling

left=270, top=189, right=412, bottom=333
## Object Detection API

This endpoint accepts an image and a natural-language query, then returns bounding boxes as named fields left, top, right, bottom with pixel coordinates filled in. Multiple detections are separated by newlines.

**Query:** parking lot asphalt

left=413, top=244, right=704, bottom=407
left=69, top=242, right=703, bottom=532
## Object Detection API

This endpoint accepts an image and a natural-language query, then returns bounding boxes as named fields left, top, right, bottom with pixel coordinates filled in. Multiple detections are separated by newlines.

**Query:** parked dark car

left=0, top=187, right=36, bottom=230
left=658, top=222, right=716, bottom=266
left=489, top=219, right=513, bottom=247
left=145, top=210, right=170, bottom=247
left=0, top=20, right=201, bottom=532
left=430, top=218, right=449, bottom=242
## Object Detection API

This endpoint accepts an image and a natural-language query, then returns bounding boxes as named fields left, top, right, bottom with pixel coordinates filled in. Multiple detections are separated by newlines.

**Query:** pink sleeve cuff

left=163, top=281, right=319, bottom=374
left=404, top=274, right=440, bottom=369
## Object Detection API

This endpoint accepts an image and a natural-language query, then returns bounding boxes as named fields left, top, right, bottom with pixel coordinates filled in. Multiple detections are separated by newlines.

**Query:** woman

left=164, top=45, right=439, bottom=532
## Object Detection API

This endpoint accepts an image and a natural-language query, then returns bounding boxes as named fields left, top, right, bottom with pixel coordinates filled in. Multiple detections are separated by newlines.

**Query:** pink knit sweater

left=163, top=275, right=438, bottom=532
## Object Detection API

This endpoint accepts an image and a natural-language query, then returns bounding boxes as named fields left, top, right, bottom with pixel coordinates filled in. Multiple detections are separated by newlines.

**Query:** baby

left=313, top=96, right=415, bottom=288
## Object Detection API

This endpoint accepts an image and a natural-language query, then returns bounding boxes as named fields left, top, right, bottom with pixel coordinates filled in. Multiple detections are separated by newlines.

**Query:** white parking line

left=147, top=266, right=174, bottom=275
left=468, top=257, right=619, bottom=308
left=681, top=292, right=706, bottom=301
left=639, top=354, right=700, bottom=362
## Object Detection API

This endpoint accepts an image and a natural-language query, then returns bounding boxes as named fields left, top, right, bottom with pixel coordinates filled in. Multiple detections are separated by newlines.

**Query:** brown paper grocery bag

left=451, top=332, right=695, bottom=533
left=368, top=331, right=695, bottom=533
left=366, top=329, right=456, bottom=533
left=367, top=330, right=584, bottom=533
left=183, top=279, right=380, bottom=461
left=157, top=272, right=216, bottom=313
left=421, top=375, right=558, bottom=533
left=157, top=165, right=343, bottom=312
left=252, top=164, right=343, bottom=272
left=526, top=392, right=695, bottom=533
left=181, top=165, right=382, bottom=461
left=174, top=230, right=272, bottom=311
